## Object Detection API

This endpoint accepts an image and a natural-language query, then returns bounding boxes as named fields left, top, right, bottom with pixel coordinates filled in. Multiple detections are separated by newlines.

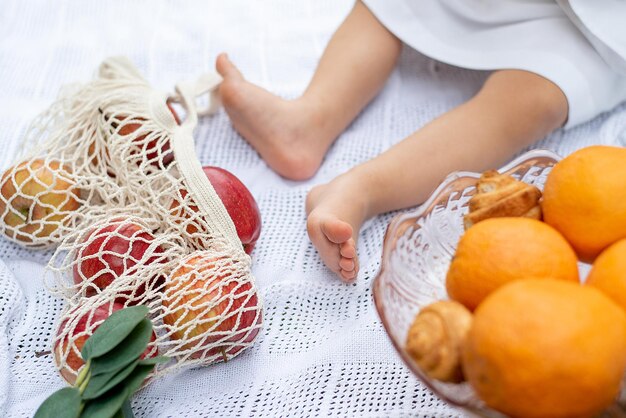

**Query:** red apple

left=0, top=159, right=80, bottom=243
left=73, top=219, right=166, bottom=302
left=170, top=166, right=262, bottom=254
left=54, top=301, right=158, bottom=385
left=92, top=102, right=180, bottom=170
left=162, top=251, right=262, bottom=361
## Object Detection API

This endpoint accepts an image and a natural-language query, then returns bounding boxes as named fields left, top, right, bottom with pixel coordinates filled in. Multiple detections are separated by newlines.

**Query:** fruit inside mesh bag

left=53, top=300, right=160, bottom=385
left=160, top=250, right=262, bottom=362
left=72, top=217, right=168, bottom=303
left=0, top=56, right=264, bottom=380
left=0, top=158, right=82, bottom=246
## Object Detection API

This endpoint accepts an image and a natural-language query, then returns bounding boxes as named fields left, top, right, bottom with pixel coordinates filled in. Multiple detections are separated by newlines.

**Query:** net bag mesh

left=0, top=57, right=263, bottom=384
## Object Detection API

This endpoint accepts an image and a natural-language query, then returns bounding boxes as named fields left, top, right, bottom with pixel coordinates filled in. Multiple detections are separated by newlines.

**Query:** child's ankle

left=335, top=169, right=377, bottom=222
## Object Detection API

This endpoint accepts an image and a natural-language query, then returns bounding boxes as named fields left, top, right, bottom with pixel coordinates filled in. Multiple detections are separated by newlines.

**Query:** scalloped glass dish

left=372, top=149, right=626, bottom=417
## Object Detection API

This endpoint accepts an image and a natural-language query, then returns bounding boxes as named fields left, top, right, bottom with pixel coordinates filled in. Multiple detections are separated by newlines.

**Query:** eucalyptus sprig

left=35, top=305, right=168, bottom=418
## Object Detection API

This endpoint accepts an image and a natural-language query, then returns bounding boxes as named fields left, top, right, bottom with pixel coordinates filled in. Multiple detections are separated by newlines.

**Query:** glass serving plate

left=372, top=149, right=626, bottom=418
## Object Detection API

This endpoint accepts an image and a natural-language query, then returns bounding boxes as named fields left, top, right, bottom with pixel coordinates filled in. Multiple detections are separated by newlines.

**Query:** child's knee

left=482, top=70, right=569, bottom=130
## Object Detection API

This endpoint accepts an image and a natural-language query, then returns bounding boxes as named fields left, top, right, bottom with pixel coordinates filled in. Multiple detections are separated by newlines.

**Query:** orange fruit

left=586, top=238, right=626, bottom=312
left=542, top=145, right=626, bottom=262
left=463, top=279, right=626, bottom=418
left=446, top=217, right=579, bottom=310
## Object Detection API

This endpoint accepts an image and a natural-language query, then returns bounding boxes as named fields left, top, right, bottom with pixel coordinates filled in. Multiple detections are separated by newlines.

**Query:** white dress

left=363, top=0, right=626, bottom=128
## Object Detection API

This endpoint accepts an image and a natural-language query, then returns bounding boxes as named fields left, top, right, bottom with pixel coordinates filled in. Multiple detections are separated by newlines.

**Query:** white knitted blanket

left=1, top=0, right=625, bottom=416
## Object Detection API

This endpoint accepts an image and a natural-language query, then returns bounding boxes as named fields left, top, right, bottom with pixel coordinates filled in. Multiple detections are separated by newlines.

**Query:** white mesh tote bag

left=0, top=56, right=263, bottom=384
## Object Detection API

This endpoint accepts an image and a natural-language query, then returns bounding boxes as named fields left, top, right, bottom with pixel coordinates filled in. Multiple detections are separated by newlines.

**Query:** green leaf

left=121, top=400, right=135, bottom=418
left=83, top=365, right=153, bottom=418
left=90, top=318, right=153, bottom=377
left=85, top=355, right=168, bottom=399
left=34, top=387, right=82, bottom=418
left=81, top=306, right=149, bottom=361
left=82, top=360, right=139, bottom=400
left=123, top=364, right=155, bottom=395
left=112, top=411, right=124, bottom=418
left=137, top=356, right=169, bottom=366
left=82, top=384, right=127, bottom=418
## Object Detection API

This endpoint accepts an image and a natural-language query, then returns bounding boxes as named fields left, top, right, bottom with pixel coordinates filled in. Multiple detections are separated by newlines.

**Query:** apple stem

left=220, top=349, right=228, bottom=363
left=17, top=207, right=29, bottom=221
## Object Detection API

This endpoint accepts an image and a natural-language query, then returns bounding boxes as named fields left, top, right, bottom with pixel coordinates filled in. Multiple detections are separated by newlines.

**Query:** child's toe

left=339, top=257, right=355, bottom=271
left=320, top=217, right=353, bottom=244
left=216, top=53, right=244, bottom=80
left=340, top=239, right=356, bottom=258
left=340, top=269, right=357, bottom=282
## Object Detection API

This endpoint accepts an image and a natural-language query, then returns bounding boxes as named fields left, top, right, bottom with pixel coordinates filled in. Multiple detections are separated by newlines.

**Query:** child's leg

left=307, top=70, right=568, bottom=281
left=216, top=1, right=401, bottom=180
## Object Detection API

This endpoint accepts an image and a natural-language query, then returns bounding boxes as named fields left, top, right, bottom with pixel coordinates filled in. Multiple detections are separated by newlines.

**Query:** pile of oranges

left=407, top=146, right=626, bottom=418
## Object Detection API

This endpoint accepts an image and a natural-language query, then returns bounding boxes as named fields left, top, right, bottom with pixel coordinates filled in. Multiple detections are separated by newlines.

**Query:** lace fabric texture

left=1, top=0, right=626, bottom=416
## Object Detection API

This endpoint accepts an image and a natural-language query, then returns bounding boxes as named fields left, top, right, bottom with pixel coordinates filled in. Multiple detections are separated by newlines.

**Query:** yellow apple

left=162, top=251, right=261, bottom=361
left=0, top=159, right=81, bottom=243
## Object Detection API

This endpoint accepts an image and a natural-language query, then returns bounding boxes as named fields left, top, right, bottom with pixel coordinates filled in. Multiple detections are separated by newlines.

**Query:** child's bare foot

left=216, top=53, right=335, bottom=180
left=306, top=173, right=370, bottom=282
